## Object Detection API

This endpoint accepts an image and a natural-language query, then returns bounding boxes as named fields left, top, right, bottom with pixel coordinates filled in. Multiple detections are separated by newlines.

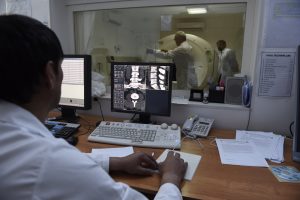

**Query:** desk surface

left=69, top=114, right=300, bottom=200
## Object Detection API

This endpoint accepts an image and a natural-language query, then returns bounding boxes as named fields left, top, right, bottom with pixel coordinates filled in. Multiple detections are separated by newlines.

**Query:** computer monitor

left=293, top=45, right=300, bottom=162
left=57, top=55, right=91, bottom=122
left=111, top=62, right=174, bottom=123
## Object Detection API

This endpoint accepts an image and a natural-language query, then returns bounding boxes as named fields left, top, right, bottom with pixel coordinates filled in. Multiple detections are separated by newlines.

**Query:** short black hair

left=0, top=14, right=64, bottom=104
left=217, top=40, right=226, bottom=45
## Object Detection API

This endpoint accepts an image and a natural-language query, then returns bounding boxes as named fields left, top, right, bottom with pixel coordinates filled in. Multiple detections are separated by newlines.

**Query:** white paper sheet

left=156, top=149, right=201, bottom=181
left=216, top=139, right=269, bottom=167
left=91, top=146, right=134, bottom=157
left=236, top=130, right=284, bottom=163
left=270, top=135, right=285, bottom=163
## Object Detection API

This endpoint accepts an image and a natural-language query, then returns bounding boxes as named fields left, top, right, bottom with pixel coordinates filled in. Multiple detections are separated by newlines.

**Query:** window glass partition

left=73, top=3, right=246, bottom=92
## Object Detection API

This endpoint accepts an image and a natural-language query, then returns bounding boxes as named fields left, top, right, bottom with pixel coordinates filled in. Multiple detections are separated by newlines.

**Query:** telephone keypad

left=190, top=118, right=214, bottom=137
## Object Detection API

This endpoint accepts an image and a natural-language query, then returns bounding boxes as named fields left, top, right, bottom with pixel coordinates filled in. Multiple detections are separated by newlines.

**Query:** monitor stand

left=54, top=108, right=80, bottom=123
left=132, top=113, right=151, bottom=124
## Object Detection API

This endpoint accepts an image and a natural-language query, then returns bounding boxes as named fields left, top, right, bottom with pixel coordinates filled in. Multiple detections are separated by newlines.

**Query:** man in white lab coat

left=0, top=14, right=187, bottom=200
left=147, top=31, right=198, bottom=89
left=216, top=40, right=239, bottom=86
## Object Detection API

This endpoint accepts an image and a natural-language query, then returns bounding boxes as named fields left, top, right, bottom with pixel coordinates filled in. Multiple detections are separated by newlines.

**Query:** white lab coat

left=217, top=48, right=239, bottom=84
left=0, top=100, right=182, bottom=200
left=153, top=41, right=197, bottom=89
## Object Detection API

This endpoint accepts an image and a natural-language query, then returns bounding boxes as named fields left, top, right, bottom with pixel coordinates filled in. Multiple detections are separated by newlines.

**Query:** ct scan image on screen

left=111, top=62, right=172, bottom=117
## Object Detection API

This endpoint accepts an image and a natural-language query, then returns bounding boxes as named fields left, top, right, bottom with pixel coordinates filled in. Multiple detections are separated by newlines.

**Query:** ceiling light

left=187, top=7, right=207, bottom=14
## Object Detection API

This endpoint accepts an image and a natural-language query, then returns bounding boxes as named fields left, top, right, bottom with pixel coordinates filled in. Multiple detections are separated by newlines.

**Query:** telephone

left=182, top=115, right=214, bottom=137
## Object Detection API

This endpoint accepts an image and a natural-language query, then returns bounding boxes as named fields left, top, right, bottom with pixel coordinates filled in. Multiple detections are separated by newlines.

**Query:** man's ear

left=44, top=61, right=57, bottom=90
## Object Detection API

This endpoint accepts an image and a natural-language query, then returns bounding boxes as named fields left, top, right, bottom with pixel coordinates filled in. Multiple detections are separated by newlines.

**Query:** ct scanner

left=157, top=34, right=215, bottom=89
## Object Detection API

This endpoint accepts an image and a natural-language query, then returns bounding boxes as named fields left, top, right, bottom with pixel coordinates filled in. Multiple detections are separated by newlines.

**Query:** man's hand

left=158, top=151, right=188, bottom=189
left=110, top=152, right=158, bottom=176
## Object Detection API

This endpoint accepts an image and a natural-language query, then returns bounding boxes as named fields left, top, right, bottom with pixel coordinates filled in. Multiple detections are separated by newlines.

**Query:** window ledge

left=172, top=97, right=249, bottom=111
left=97, top=93, right=249, bottom=111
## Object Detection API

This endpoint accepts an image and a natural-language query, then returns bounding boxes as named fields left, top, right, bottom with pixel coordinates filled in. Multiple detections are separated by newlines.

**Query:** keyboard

left=44, top=120, right=80, bottom=139
left=88, top=121, right=181, bottom=149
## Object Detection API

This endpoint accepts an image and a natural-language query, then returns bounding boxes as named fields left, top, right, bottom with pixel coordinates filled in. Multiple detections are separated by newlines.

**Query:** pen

left=151, top=152, right=154, bottom=157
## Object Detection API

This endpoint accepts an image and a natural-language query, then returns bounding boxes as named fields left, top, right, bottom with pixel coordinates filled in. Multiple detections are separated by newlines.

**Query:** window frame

left=63, top=0, right=260, bottom=102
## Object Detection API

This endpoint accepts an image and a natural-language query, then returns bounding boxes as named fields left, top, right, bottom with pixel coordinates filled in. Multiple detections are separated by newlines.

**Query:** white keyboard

left=88, top=121, right=181, bottom=149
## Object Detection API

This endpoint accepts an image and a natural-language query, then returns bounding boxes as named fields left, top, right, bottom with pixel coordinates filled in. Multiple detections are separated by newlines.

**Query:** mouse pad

left=156, top=149, right=201, bottom=181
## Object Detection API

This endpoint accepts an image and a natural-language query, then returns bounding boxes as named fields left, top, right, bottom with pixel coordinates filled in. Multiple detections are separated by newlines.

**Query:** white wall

left=0, top=0, right=50, bottom=25
left=49, top=0, right=70, bottom=53
left=48, top=0, right=299, bottom=135
left=248, top=0, right=300, bottom=134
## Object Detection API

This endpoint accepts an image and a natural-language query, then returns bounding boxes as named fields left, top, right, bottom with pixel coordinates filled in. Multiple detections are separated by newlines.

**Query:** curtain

left=74, top=11, right=96, bottom=54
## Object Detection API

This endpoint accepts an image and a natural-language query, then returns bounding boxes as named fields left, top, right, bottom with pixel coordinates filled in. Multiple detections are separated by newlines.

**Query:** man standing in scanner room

left=216, top=40, right=239, bottom=86
left=147, top=31, right=198, bottom=89
left=0, top=14, right=187, bottom=200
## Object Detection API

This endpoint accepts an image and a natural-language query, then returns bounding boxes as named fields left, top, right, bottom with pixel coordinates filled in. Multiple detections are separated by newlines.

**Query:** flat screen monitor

left=111, top=62, right=174, bottom=123
left=57, top=55, right=91, bottom=122
left=293, top=45, right=300, bottom=162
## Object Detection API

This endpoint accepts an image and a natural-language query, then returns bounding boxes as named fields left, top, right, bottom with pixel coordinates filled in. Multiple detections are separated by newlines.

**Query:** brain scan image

left=124, top=89, right=146, bottom=111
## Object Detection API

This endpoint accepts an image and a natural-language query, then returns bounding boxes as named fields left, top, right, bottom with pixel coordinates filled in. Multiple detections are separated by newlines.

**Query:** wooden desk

left=72, top=114, right=300, bottom=200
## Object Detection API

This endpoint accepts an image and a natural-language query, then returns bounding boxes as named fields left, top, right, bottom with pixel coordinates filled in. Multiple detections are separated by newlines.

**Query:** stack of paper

left=216, top=139, right=269, bottom=167
left=236, top=130, right=284, bottom=163
left=216, top=130, right=285, bottom=167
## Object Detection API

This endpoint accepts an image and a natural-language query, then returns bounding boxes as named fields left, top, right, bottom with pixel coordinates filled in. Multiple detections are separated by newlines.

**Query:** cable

left=246, top=107, right=252, bottom=130
left=76, top=115, right=93, bottom=136
left=208, top=136, right=217, bottom=147
left=94, top=97, right=105, bottom=121
left=130, top=114, right=136, bottom=121
left=178, top=132, right=205, bottom=150
left=289, top=121, right=294, bottom=138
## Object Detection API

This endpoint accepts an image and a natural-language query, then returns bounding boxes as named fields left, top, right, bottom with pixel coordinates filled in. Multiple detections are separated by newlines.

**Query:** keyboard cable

left=94, top=97, right=105, bottom=125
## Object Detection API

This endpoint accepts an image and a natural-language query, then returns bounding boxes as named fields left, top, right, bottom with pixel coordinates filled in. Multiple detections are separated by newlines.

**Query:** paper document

left=91, top=146, right=134, bottom=157
left=216, top=139, right=269, bottom=167
left=236, top=130, right=284, bottom=163
left=156, top=149, right=201, bottom=181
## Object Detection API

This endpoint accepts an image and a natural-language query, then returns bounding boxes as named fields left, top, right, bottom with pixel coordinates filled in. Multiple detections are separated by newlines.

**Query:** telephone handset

left=182, top=115, right=214, bottom=137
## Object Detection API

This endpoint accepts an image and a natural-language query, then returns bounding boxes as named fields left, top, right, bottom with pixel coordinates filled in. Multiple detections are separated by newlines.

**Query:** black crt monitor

left=293, top=45, right=300, bottom=162
left=57, top=55, right=92, bottom=122
left=111, top=62, right=174, bottom=123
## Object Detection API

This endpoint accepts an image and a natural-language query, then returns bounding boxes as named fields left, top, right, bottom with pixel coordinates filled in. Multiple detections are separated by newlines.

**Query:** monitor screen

left=58, top=55, right=91, bottom=122
left=111, top=62, right=173, bottom=123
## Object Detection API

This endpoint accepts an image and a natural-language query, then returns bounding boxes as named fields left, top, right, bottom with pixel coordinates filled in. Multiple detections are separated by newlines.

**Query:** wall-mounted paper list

left=258, top=49, right=295, bottom=97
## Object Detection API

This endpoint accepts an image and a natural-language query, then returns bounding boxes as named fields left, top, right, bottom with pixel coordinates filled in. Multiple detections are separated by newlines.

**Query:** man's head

left=0, top=14, right=64, bottom=109
left=216, top=40, right=227, bottom=52
left=174, top=31, right=187, bottom=46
